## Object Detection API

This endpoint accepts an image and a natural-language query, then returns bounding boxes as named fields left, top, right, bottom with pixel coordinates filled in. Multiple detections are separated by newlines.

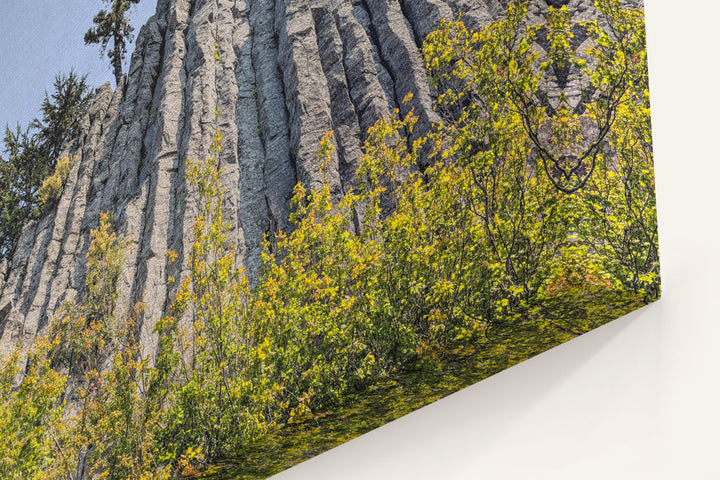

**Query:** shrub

left=37, top=155, right=74, bottom=214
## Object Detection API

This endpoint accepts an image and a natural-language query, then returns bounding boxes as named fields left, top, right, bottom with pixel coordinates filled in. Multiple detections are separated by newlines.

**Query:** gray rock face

left=0, top=0, right=642, bottom=360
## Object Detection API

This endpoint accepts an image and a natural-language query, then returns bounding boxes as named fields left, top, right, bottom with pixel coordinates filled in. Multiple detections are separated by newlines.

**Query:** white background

left=275, top=1, right=720, bottom=478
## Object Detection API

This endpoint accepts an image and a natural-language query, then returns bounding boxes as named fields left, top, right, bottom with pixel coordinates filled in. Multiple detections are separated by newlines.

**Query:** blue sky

left=0, top=0, right=156, bottom=142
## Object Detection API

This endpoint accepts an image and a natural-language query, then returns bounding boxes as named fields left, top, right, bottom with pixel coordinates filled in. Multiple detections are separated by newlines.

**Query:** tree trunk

left=112, top=39, right=123, bottom=86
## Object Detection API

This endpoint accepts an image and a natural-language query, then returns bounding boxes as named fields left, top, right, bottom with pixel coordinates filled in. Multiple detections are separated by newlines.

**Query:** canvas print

left=0, top=0, right=658, bottom=478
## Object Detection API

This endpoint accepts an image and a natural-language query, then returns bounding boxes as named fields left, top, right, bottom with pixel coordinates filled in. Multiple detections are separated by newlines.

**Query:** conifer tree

left=0, top=72, right=91, bottom=259
left=36, top=71, right=93, bottom=161
left=84, top=0, right=141, bottom=86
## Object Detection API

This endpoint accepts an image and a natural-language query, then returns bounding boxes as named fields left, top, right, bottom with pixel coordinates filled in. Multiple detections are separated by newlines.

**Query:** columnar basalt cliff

left=0, top=0, right=641, bottom=360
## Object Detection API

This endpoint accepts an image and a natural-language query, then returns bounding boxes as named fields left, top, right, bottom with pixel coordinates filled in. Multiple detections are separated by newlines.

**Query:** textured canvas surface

left=0, top=0, right=658, bottom=478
